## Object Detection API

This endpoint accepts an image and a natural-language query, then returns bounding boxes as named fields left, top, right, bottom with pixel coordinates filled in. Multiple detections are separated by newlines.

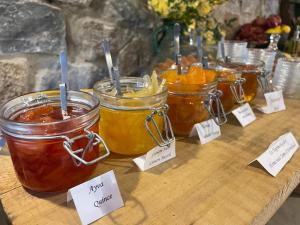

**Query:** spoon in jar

left=101, top=39, right=114, bottom=82
left=174, top=23, right=182, bottom=75
left=217, top=36, right=226, bottom=62
left=201, top=39, right=209, bottom=69
left=196, top=29, right=203, bottom=63
left=111, top=66, right=122, bottom=96
left=59, top=51, right=70, bottom=120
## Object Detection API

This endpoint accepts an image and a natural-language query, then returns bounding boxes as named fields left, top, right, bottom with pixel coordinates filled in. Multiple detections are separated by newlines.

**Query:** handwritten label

left=249, top=132, right=299, bottom=176
left=67, top=170, right=124, bottom=225
left=258, top=90, right=286, bottom=114
left=133, top=141, right=176, bottom=171
left=189, top=119, right=221, bottom=144
left=232, top=103, right=256, bottom=127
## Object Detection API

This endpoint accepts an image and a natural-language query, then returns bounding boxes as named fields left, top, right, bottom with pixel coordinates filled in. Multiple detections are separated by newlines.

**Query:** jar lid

left=93, top=76, right=168, bottom=110
left=0, top=90, right=99, bottom=136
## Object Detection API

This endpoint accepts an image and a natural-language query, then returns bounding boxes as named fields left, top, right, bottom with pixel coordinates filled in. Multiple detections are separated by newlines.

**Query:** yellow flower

left=220, top=30, right=226, bottom=37
left=148, top=0, right=169, bottom=18
left=188, top=0, right=200, bottom=8
left=188, top=19, right=196, bottom=30
left=204, top=30, right=216, bottom=45
left=198, top=1, right=212, bottom=16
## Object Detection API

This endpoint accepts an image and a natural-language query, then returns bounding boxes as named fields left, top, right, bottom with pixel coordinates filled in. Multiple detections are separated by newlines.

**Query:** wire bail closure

left=257, top=69, right=273, bottom=93
left=63, top=128, right=110, bottom=167
left=230, top=78, right=246, bottom=104
left=204, top=90, right=227, bottom=126
left=145, top=104, right=175, bottom=147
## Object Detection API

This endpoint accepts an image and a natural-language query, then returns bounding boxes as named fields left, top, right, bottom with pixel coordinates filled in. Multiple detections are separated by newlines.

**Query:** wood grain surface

left=0, top=99, right=300, bottom=225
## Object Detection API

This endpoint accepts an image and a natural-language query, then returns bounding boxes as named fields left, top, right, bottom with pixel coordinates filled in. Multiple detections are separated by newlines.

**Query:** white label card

left=232, top=103, right=256, bottom=127
left=258, top=90, right=286, bottom=114
left=189, top=119, right=221, bottom=144
left=249, top=132, right=299, bottom=177
left=67, top=170, right=124, bottom=225
left=133, top=141, right=176, bottom=171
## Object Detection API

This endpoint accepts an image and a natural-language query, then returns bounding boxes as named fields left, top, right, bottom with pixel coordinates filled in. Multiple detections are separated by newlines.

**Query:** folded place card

left=232, top=103, right=256, bottom=127
left=133, top=141, right=176, bottom=171
left=67, top=170, right=124, bottom=225
left=257, top=90, right=286, bottom=114
left=249, top=132, right=299, bottom=177
left=189, top=119, right=221, bottom=144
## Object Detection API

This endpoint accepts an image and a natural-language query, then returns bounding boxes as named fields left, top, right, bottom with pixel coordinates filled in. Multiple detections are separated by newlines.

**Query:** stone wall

left=0, top=0, right=159, bottom=105
left=213, top=0, right=280, bottom=38
left=0, top=0, right=279, bottom=105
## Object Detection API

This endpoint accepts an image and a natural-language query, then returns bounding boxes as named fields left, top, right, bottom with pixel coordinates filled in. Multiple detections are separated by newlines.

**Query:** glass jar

left=160, top=64, right=226, bottom=136
left=94, top=77, right=174, bottom=156
left=273, top=57, right=300, bottom=98
left=218, top=58, right=265, bottom=103
left=221, top=40, right=248, bottom=60
left=213, top=66, right=246, bottom=113
left=0, top=90, right=110, bottom=192
left=247, top=48, right=277, bottom=92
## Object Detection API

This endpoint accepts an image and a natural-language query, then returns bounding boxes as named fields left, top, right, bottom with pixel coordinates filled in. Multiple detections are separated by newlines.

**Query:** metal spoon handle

left=220, top=37, right=225, bottom=59
left=59, top=51, right=69, bottom=118
left=196, top=35, right=203, bottom=62
left=174, top=23, right=180, bottom=57
left=201, top=39, right=209, bottom=68
left=59, top=51, right=68, bottom=87
left=174, top=23, right=182, bottom=74
left=112, top=66, right=122, bottom=96
left=59, top=83, right=68, bottom=114
left=102, top=39, right=114, bottom=82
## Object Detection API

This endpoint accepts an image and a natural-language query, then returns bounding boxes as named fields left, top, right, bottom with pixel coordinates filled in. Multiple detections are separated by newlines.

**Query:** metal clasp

left=145, top=104, right=175, bottom=147
left=230, top=78, right=246, bottom=104
left=63, top=129, right=110, bottom=166
left=204, top=90, right=227, bottom=126
left=257, top=69, right=273, bottom=93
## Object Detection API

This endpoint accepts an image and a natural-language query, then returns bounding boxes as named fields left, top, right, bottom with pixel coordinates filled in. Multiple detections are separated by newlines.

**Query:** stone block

left=34, top=60, right=105, bottom=91
left=55, top=0, right=93, bottom=6
left=0, top=57, right=29, bottom=105
left=0, top=1, right=66, bottom=54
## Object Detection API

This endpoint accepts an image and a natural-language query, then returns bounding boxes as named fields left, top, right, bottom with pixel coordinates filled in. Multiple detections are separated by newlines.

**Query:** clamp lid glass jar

left=218, top=58, right=265, bottom=103
left=0, top=90, right=110, bottom=192
left=160, top=63, right=227, bottom=137
left=212, top=63, right=246, bottom=113
left=94, top=76, right=174, bottom=156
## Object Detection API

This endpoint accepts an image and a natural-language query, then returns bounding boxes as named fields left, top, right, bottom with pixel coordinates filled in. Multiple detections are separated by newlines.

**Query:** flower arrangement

left=148, top=0, right=228, bottom=45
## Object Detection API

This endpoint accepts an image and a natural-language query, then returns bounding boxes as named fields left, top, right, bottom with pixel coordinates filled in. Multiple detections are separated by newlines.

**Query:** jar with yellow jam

left=94, top=76, right=174, bottom=155
left=160, top=63, right=226, bottom=137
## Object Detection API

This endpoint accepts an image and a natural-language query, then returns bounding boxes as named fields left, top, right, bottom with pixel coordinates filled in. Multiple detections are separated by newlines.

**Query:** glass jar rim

left=248, top=48, right=276, bottom=54
left=278, top=57, right=300, bottom=64
left=0, top=90, right=99, bottom=133
left=217, top=58, right=265, bottom=72
left=93, top=76, right=168, bottom=101
left=224, top=40, right=248, bottom=44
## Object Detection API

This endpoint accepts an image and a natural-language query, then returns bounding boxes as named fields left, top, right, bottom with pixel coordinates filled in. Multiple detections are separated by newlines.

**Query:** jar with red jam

left=0, top=90, right=110, bottom=192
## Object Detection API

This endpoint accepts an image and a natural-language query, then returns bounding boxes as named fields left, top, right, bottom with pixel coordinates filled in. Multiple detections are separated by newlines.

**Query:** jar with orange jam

left=204, top=62, right=246, bottom=114
left=160, top=63, right=227, bottom=136
left=0, top=90, right=110, bottom=192
left=94, top=76, right=174, bottom=155
left=218, top=58, right=265, bottom=102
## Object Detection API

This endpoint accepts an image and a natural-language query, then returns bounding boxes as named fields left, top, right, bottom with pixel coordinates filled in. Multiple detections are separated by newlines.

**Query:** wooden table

left=1, top=99, right=300, bottom=225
